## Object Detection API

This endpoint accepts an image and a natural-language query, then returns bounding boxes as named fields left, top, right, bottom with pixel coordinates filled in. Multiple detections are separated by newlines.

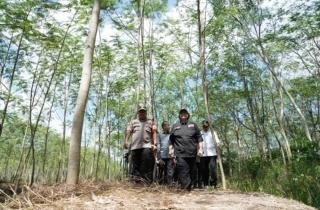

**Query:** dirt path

left=13, top=183, right=314, bottom=210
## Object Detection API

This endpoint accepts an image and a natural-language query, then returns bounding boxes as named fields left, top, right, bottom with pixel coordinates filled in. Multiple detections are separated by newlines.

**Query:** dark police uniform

left=170, top=121, right=203, bottom=189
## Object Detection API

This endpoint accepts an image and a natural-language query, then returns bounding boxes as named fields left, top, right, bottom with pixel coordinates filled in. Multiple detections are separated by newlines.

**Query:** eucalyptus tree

left=200, top=0, right=318, bottom=165
left=1, top=0, right=95, bottom=184
left=228, top=1, right=313, bottom=142
left=0, top=0, right=81, bottom=184
left=108, top=0, right=167, bottom=113
left=276, top=0, right=320, bottom=142
left=0, top=1, right=34, bottom=137
left=196, top=0, right=227, bottom=190
left=67, top=0, right=102, bottom=185
left=54, top=33, right=84, bottom=182
left=28, top=8, right=80, bottom=186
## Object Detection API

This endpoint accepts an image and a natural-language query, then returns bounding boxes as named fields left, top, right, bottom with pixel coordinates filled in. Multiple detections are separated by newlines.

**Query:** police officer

left=169, top=108, right=203, bottom=190
left=124, top=105, right=157, bottom=183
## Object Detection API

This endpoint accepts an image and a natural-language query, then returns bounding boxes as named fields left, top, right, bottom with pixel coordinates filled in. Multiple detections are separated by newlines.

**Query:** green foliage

left=144, top=0, right=168, bottom=18
left=228, top=142, right=320, bottom=209
left=290, top=76, right=319, bottom=98
left=0, top=113, right=124, bottom=183
left=1, top=1, right=319, bottom=209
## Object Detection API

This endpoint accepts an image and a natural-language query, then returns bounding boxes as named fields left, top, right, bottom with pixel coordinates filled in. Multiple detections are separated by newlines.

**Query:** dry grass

left=1, top=180, right=114, bottom=209
left=1, top=180, right=316, bottom=210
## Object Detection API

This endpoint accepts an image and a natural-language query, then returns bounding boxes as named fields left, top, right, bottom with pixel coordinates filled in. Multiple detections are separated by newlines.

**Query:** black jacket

left=170, top=121, right=203, bottom=158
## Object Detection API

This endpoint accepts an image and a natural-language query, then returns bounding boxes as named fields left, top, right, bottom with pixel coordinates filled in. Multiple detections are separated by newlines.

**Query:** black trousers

left=193, top=157, right=202, bottom=188
left=130, top=148, right=155, bottom=183
left=200, top=156, right=217, bottom=187
left=158, top=158, right=175, bottom=185
left=176, top=157, right=196, bottom=190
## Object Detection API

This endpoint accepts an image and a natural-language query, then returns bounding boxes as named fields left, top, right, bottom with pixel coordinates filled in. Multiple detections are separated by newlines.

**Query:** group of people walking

left=124, top=105, right=220, bottom=191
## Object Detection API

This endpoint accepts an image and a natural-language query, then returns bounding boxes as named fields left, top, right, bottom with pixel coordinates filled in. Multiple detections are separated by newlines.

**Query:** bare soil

left=1, top=181, right=316, bottom=210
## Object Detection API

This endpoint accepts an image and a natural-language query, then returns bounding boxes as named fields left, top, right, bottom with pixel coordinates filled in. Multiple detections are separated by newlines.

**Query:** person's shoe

left=212, top=183, right=217, bottom=189
left=185, top=180, right=192, bottom=191
left=187, top=185, right=192, bottom=192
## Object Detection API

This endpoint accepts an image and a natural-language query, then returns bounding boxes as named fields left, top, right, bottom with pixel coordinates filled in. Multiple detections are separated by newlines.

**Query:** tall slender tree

left=197, top=0, right=226, bottom=189
left=66, top=0, right=101, bottom=185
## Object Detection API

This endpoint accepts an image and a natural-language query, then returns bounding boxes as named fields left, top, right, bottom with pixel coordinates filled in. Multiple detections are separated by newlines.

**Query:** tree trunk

left=233, top=123, right=243, bottom=173
left=66, top=0, right=100, bottom=185
left=4, top=144, right=13, bottom=179
left=29, top=80, right=58, bottom=186
left=269, top=73, right=292, bottom=163
left=95, top=124, right=103, bottom=181
left=82, top=120, right=88, bottom=177
left=0, top=8, right=32, bottom=136
left=107, top=124, right=111, bottom=180
left=0, top=31, right=24, bottom=137
left=272, top=126, right=287, bottom=165
left=148, top=17, right=156, bottom=118
left=233, top=10, right=313, bottom=142
left=90, top=118, right=97, bottom=177
left=12, top=125, right=29, bottom=184
left=222, top=127, right=232, bottom=176
left=135, top=0, right=146, bottom=106
left=55, top=72, right=73, bottom=182
left=258, top=44, right=313, bottom=142
left=63, top=72, right=72, bottom=175
left=140, top=0, right=147, bottom=106
left=28, top=11, right=73, bottom=184
left=42, top=90, right=56, bottom=175
left=197, top=0, right=226, bottom=189
left=0, top=33, right=13, bottom=93
left=241, top=74, right=265, bottom=159
left=13, top=48, right=43, bottom=185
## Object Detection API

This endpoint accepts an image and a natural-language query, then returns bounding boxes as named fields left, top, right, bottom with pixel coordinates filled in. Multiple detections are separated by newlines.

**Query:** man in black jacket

left=169, top=108, right=203, bottom=190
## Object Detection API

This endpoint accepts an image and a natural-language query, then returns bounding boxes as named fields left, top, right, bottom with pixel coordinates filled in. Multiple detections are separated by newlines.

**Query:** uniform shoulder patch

left=188, top=123, right=195, bottom=128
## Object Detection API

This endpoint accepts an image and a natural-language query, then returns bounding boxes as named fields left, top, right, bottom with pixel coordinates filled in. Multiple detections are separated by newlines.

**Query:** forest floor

left=0, top=181, right=316, bottom=210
